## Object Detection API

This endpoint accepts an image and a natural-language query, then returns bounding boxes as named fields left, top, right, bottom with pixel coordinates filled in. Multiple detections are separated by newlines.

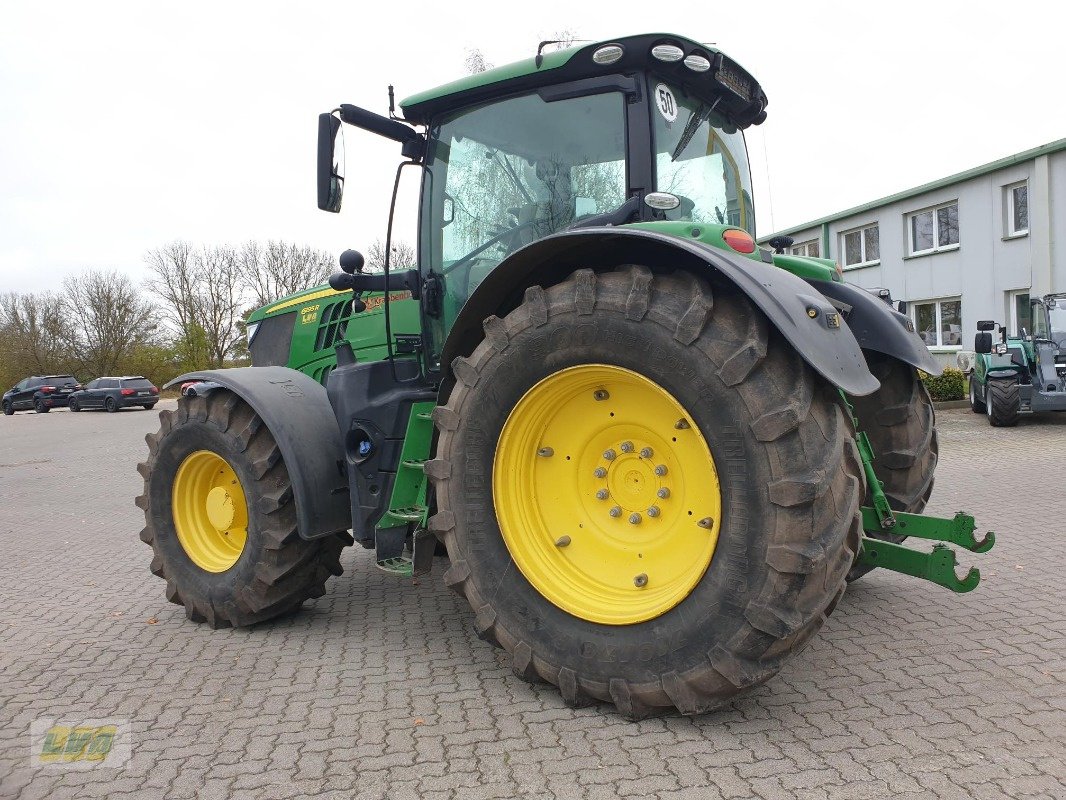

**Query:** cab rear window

left=123, top=379, right=154, bottom=389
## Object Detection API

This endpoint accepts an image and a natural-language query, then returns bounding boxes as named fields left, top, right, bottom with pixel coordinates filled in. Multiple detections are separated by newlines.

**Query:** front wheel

left=136, top=392, right=351, bottom=627
left=69, top=398, right=81, bottom=412
left=987, top=379, right=1020, bottom=427
left=3, top=401, right=12, bottom=416
left=969, top=377, right=985, bottom=413
left=428, top=268, right=862, bottom=717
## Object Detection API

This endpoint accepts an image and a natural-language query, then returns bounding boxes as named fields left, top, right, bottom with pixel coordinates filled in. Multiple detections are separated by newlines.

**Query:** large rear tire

left=428, top=268, right=862, bottom=717
left=136, top=392, right=350, bottom=627
left=846, top=353, right=938, bottom=581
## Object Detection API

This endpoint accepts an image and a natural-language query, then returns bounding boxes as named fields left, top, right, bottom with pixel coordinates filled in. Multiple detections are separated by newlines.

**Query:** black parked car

left=3, top=375, right=82, bottom=415
left=69, top=376, right=160, bottom=413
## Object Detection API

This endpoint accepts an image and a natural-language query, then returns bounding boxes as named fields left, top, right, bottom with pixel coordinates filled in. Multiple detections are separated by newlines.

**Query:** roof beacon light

left=644, top=192, right=681, bottom=210
left=683, top=54, right=711, bottom=72
left=592, top=45, right=624, bottom=65
left=651, top=44, right=684, bottom=62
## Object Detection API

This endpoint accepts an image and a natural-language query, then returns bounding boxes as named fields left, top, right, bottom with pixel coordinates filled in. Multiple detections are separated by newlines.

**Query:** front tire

left=987, top=379, right=1020, bottom=427
left=136, top=392, right=351, bottom=627
left=69, top=398, right=81, bottom=412
left=428, top=268, right=862, bottom=717
left=846, top=353, right=938, bottom=582
left=969, top=376, right=985, bottom=413
left=3, top=401, right=12, bottom=416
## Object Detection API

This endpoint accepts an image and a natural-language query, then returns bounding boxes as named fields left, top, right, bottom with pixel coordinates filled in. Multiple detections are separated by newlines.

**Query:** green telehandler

left=138, top=34, right=994, bottom=717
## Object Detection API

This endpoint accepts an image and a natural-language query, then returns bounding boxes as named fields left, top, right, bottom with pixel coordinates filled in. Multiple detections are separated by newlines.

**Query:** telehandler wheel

left=968, top=376, right=985, bottom=414
left=845, top=353, right=938, bottom=582
left=136, top=392, right=350, bottom=628
left=986, top=379, right=1020, bottom=427
left=428, top=267, right=863, bottom=718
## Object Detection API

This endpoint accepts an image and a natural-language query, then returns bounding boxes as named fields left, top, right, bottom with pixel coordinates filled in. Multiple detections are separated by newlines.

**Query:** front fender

left=164, top=367, right=349, bottom=539
left=443, top=227, right=880, bottom=396
left=808, top=280, right=943, bottom=376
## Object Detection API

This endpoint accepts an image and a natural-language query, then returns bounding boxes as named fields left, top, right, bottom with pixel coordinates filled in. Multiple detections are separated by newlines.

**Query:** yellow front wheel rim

left=172, top=450, right=249, bottom=572
left=493, top=365, right=722, bottom=625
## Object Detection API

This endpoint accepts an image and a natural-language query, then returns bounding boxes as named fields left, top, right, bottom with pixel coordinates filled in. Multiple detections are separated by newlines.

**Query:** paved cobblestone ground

left=1, top=402, right=1063, bottom=799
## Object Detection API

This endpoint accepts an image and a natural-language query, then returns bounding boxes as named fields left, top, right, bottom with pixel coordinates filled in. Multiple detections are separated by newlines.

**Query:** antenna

left=387, top=85, right=403, bottom=122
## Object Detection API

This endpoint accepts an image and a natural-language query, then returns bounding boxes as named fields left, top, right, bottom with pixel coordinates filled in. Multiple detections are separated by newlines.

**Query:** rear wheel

left=428, top=268, right=862, bottom=717
left=105, top=397, right=118, bottom=413
left=986, top=379, right=1020, bottom=427
left=136, top=392, right=350, bottom=627
left=34, top=399, right=48, bottom=413
left=846, top=353, right=938, bottom=581
left=969, top=376, right=985, bottom=413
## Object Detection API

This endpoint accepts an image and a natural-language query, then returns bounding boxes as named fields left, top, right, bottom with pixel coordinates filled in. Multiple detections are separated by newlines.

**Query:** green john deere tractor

left=138, top=34, right=995, bottom=717
left=969, top=294, right=1066, bottom=426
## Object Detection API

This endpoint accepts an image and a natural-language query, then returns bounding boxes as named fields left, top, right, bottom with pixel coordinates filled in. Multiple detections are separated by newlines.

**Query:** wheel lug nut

left=647, top=506, right=660, bottom=518
left=633, top=573, right=648, bottom=588
left=657, top=487, right=670, bottom=499
left=675, top=419, right=690, bottom=430
left=537, top=447, right=554, bottom=457
left=620, top=441, right=634, bottom=453
left=555, top=535, right=571, bottom=547
left=609, top=506, right=622, bottom=518
left=603, top=449, right=616, bottom=461
left=595, top=489, right=609, bottom=500
left=654, top=464, right=668, bottom=476
left=640, top=447, right=653, bottom=458
left=628, top=513, right=641, bottom=525
left=697, top=517, right=714, bottom=529
left=593, top=389, right=609, bottom=401
left=593, top=467, right=607, bottom=478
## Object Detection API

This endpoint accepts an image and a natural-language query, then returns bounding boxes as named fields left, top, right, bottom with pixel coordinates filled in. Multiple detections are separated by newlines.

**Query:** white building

left=760, top=139, right=1066, bottom=368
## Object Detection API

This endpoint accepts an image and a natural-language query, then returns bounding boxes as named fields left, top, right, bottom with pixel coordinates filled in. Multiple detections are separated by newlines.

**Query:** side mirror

left=976, top=320, right=996, bottom=331
left=317, top=113, right=345, bottom=213
left=974, top=332, right=992, bottom=354
left=896, top=300, right=907, bottom=314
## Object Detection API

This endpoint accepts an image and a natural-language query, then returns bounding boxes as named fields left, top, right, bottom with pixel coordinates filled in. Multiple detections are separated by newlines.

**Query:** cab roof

left=400, top=33, right=767, bottom=129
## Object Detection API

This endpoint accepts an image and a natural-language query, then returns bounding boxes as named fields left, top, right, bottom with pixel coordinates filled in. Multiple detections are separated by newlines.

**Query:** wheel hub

left=494, top=364, right=722, bottom=625
left=172, top=450, right=249, bottom=573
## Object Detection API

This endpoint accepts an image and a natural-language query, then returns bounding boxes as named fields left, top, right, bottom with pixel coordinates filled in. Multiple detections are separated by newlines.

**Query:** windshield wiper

left=670, top=99, right=719, bottom=162
left=487, top=149, right=534, bottom=204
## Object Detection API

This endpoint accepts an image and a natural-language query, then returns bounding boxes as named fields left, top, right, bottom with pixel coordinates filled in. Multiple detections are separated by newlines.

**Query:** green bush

left=920, top=367, right=966, bottom=402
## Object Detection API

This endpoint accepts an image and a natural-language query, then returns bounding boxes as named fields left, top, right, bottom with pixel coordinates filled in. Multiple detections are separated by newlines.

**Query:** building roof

left=760, top=137, right=1066, bottom=241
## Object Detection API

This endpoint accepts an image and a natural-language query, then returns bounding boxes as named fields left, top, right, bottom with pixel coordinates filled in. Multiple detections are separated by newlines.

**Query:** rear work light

left=722, top=229, right=756, bottom=254
left=120, top=388, right=136, bottom=396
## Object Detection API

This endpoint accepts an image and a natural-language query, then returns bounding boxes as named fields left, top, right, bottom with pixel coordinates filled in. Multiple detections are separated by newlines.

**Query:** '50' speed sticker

left=655, top=84, right=678, bottom=122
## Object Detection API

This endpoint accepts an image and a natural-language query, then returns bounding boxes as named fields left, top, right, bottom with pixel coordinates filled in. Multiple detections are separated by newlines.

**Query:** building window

left=840, top=223, right=879, bottom=268
left=790, top=239, right=820, bottom=258
left=1009, top=290, right=1031, bottom=336
left=913, top=298, right=962, bottom=349
left=908, top=201, right=959, bottom=255
left=1006, top=182, right=1028, bottom=237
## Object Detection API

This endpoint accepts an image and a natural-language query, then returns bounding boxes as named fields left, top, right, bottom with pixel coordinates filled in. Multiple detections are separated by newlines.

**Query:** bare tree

left=365, top=239, right=417, bottom=272
left=0, top=290, right=69, bottom=385
left=62, top=269, right=155, bottom=377
left=464, top=48, right=493, bottom=74
left=238, top=240, right=335, bottom=307
left=144, top=241, right=246, bottom=369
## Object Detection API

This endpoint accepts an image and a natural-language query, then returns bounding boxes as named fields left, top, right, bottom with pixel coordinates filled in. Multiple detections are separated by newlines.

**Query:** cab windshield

left=651, top=82, right=755, bottom=235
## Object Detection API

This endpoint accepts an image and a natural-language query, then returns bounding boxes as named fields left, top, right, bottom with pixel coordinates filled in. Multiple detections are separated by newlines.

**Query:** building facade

left=760, top=139, right=1066, bottom=368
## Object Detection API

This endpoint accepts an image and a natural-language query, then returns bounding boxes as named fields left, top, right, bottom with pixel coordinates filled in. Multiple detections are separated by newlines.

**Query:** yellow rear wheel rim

left=493, top=365, right=722, bottom=625
left=172, top=450, right=249, bottom=573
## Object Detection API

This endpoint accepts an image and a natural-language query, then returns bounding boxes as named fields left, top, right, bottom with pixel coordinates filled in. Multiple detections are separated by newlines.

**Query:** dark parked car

left=69, top=376, right=159, bottom=413
left=3, top=375, right=82, bottom=415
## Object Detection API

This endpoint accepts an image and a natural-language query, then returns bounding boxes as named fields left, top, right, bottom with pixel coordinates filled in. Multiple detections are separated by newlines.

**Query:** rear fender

left=442, top=227, right=880, bottom=396
left=808, top=280, right=943, bottom=376
left=164, top=367, right=349, bottom=539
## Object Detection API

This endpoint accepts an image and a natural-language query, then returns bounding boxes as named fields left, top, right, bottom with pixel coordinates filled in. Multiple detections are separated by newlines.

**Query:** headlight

left=994, top=343, right=1008, bottom=355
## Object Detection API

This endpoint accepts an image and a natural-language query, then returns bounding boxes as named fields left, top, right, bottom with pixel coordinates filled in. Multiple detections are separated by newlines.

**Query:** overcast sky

left=2, top=1, right=1062, bottom=293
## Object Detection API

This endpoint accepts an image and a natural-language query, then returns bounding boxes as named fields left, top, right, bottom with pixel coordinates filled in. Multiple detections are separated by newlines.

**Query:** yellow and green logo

left=31, top=719, right=129, bottom=768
